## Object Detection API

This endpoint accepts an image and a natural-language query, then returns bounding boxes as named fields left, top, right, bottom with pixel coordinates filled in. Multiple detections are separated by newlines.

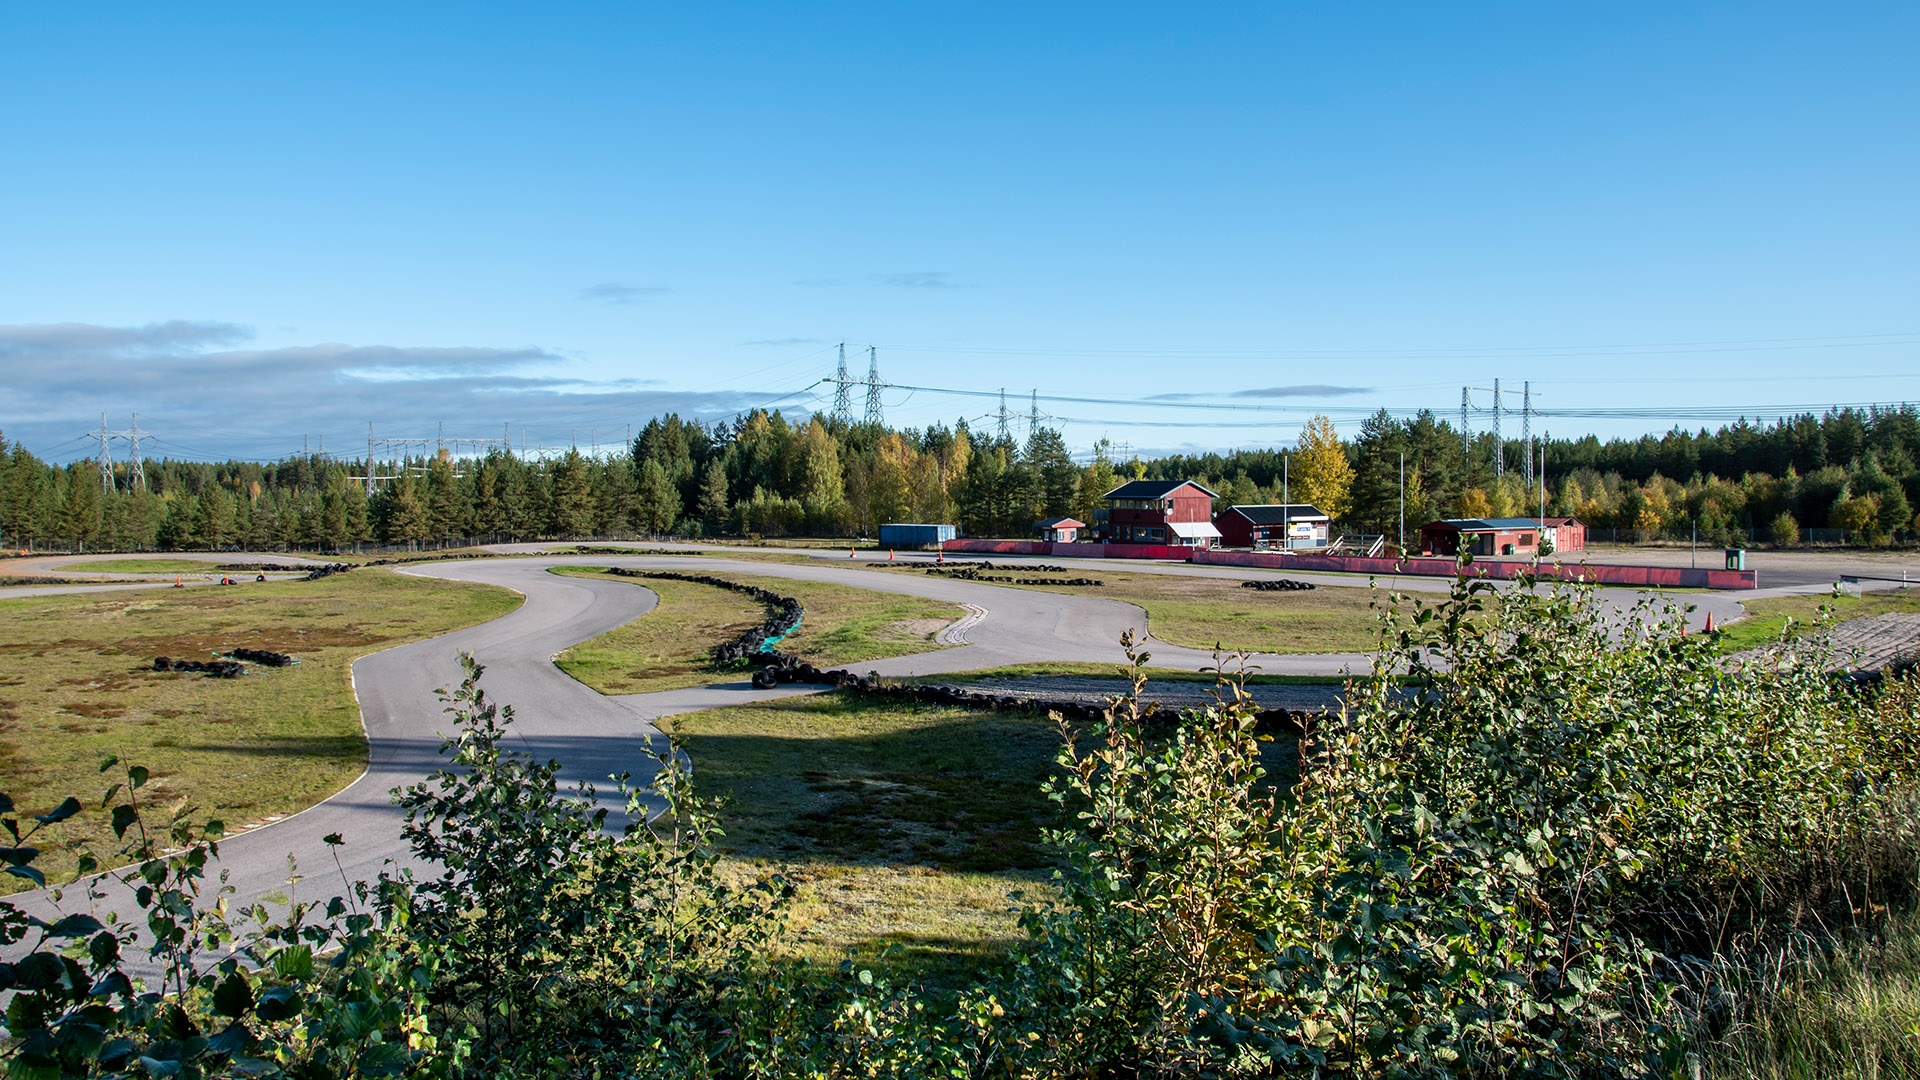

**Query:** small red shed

left=1035, top=516, right=1086, bottom=543
left=1419, top=517, right=1549, bottom=557
left=1539, top=516, right=1586, bottom=553
left=1213, top=504, right=1332, bottom=550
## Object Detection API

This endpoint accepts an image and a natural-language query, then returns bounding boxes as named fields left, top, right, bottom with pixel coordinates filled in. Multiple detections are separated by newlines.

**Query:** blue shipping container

left=879, top=523, right=957, bottom=548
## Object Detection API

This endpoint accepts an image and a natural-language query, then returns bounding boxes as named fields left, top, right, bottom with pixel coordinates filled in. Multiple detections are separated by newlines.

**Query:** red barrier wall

left=1192, top=550, right=1755, bottom=590
left=940, top=540, right=1757, bottom=589
left=939, top=540, right=1050, bottom=556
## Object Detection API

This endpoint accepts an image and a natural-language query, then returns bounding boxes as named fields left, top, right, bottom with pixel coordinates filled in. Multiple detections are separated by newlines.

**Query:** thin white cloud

left=875, top=271, right=967, bottom=289
left=576, top=282, right=670, bottom=305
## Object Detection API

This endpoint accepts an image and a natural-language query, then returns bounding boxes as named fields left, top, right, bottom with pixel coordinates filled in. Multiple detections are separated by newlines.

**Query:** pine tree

left=698, top=460, right=730, bottom=535
left=550, top=449, right=598, bottom=539
left=635, top=458, right=679, bottom=535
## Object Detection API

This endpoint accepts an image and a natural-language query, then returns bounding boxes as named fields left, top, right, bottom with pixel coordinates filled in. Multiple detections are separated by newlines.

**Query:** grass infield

left=865, top=563, right=1390, bottom=654
left=660, top=693, right=1061, bottom=982
left=0, top=569, right=521, bottom=889
left=550, top=567, right=966, bottom=695
left=63, top=558, right=255, bottom=574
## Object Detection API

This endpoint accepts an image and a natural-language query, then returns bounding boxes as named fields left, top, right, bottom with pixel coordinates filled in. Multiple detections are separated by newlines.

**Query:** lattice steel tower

left=863, top=347, right=887, bottom=428
left=830, top=343, right=855, bottom=427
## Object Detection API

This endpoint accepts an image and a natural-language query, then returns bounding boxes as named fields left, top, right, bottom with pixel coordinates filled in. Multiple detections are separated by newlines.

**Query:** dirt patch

left=60, top=702, right=127, bottom=720
left=103, top=626, right=389, bottom=657
left=886, top=618, right=953, bottom=639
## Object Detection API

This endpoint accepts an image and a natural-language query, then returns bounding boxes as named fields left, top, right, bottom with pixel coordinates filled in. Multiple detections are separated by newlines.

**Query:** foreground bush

left=5, top=578, right=1917, bottom=1077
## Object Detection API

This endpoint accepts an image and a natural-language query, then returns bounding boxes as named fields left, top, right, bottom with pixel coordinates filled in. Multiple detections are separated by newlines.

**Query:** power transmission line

left=830, top=343, right=855, bottom=427
left=863, top=347, right=888, bottom=428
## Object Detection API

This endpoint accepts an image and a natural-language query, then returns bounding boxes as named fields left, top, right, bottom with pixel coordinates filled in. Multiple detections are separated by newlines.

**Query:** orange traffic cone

left=849, top=545, right=856, bottom=559
left=888, top=549, right=894, bottom=561
left=1704, top=612, right=1715, bottom=633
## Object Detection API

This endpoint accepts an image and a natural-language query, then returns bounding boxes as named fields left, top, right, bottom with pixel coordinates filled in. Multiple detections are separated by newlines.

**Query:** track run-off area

left=0, top=541, right=1879, bottom=936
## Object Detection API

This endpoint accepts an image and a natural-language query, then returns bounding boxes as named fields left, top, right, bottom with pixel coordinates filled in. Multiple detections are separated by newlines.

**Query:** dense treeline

left=1149, top=405, right=1920, bottom=545
left=0, top=414, right=1102, bottom=551
left=4, top=404, right=1916, bottom=551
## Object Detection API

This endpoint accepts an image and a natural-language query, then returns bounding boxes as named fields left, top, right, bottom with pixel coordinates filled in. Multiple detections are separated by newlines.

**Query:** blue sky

left=3, top=3, right=1916, bottom=462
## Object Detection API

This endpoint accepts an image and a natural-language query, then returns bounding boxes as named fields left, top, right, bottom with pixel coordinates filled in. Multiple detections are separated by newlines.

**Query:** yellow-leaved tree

left=1294, top=415, right=1354, bottom=522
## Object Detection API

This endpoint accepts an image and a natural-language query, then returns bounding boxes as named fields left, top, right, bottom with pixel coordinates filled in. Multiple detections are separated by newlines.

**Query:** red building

left=1102, top=479, right=1222, bottom=547
left=1420, top=517, right=1562, bottom=557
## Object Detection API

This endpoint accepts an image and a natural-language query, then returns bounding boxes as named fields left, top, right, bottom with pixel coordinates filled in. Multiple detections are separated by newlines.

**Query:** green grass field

left=0, top=570, right=521, bottom=888
left=1718, top=587, right=1920, bottom=654
left=661, top=693, right=1062, bottom=981
left=551, top=567, right=965, bottom=695
left=63, top=558, right=244, bottom=573
left=867, top=564, right=1390, bottom=654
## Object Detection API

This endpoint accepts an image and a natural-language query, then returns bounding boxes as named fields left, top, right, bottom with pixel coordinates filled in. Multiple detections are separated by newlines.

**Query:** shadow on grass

left=183, top=734, right=367, bottom=760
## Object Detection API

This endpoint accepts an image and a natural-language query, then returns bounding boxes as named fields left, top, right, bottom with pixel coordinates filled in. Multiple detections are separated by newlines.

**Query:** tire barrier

left=225, top=648, right=296, bottom=667
left=0, top=576, right=95, bottom=587
left=153, top=657, right=246, bottom=678
left=1239, top=578, right=1318, bottom=592
left=924, top=566, right=1103, bottom=586
left=216, top=562, right=304, bottom=572
left=919, top=562, right=1071, bottom=574
left=600, top=567, right=1312, bottom=733
left=564, top=546, right=698, bottom=557
left=747, top=651, right=1310, bottom=734
left=358, top=552, right=501, bottom=567
left=303, top=564, right=354, bottom=581
left=601, top=568, right=804, bottom=665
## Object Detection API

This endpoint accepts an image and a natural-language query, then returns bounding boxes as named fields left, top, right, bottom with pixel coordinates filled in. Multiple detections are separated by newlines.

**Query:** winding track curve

left=9, top=543, right=1828, bottom=940
left=11, top=552, right=1365, bottom=940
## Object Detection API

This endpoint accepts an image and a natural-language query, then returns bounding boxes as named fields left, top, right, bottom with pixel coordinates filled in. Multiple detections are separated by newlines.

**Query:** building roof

left=1221, top=504, right=1328, bottom=525
left=1102, top=478, right=1220, bottom=500
left=1035, top=516, right=1086, bottom=529
left=1541, top=516, right=1583, bottom=526
left=1426, top=517, right=1544, bottom=531
left=1168, top=521, right=1223, bottom=539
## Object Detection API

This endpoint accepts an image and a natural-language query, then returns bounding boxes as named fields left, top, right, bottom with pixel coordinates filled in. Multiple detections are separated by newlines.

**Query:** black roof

left=1223, top=504, right=1327, bottom=525
left=1102, top=479, right=1220, bottom=499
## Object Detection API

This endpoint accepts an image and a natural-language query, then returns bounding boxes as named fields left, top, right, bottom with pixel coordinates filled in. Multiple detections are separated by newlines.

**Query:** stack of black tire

left=228, top=648, right=295, bottom=667
left=927, top=567, right=1103, bottom=586
left=303, top=563, right=353, bottom=581
left=153, top=657, right=246, bottom=678
left=1240, top=578, right=1317, bottom=592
